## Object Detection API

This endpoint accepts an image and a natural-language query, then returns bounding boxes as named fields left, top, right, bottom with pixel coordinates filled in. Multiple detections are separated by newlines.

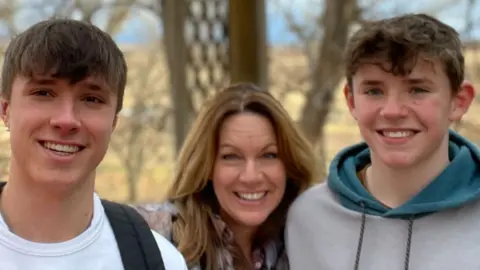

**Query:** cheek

left=413, top=98, right=450, bottom=125
left=354, top=109, right=378, bottom=133
left=264, top=163, right=287, bottom=205
left=211, top=172, right=235, bottom=214
left=212, top=164, right=235, bottom=195
left=352, top=98, right=379, bottom=124
left=266, top=163, right=287, bottom=187
left=90, top=117, right=116, bottom=140
left=11, top=113, right=42, bottom=136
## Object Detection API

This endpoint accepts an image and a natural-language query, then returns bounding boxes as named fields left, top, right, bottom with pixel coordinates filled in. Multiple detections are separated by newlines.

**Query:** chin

left=235, top=213, right=270, bottom=227
left=378, top=153, right=418, bottom=169
left=32, top=169, right=87, bottom=188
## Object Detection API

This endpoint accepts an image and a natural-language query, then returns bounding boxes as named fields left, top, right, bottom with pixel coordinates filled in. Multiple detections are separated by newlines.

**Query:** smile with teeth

left=235, top=192, right=267, bottom=201
left=41, top=141, right=83, bottom=155
left=380, top=131, right=416, bottom=138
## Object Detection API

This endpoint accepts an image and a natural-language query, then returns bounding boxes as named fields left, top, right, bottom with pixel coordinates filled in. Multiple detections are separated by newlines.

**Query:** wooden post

left=228, top=0, right=268, bottom=90
left=162, top=0, right=190, bottom=154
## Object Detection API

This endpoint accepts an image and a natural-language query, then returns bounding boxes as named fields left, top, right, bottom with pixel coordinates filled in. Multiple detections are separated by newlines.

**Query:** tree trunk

left=162, top=0, right=195, bottom=155
left=126, top=169, right=137, bottom=203
left=299, top=0, right=359, bottom=145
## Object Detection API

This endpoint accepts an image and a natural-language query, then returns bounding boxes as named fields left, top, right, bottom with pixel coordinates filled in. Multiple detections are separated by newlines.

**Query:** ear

left=449, top=80, right=475, bottom=122
left=1, top=97, right=10, bottom=129
left=344, top=83, right=357, bottom=120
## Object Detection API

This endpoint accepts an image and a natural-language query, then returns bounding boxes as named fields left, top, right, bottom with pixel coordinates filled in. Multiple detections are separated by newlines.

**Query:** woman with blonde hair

left=135, top=83, right=316, bottom=270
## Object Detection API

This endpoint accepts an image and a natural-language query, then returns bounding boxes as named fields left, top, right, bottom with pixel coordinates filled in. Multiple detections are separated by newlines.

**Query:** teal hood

left=328, top=130, right=480, bottom=218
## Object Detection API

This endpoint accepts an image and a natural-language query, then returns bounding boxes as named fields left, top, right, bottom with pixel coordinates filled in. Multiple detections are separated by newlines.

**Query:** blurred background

left=0, top=0, right=478, bottom=203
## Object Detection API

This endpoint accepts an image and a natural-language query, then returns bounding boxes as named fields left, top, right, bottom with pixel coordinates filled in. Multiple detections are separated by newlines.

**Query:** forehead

left=218, top=113, right=276, bottom=144
left=18, top=74, right=113, bottom=92
left=353, top=58, right=445, bottom=84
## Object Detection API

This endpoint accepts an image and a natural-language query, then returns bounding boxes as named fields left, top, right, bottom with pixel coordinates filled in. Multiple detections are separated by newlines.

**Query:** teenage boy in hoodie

left=285, top=13, right=478, bottom=270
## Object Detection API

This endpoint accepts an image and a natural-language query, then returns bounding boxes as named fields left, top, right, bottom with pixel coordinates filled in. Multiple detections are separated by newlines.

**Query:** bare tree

left=0, top=0, right=145, bottom=36
left=271, top=0, right=362, bottom=173
left=109, top=46, right=171, bottom=202
left=299, top=0, right=360, bottom=167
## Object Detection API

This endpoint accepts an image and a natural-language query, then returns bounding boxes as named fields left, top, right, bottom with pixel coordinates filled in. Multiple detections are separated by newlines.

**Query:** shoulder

left=152, top=230, right=188, bottom=269
left=130, top=201, right=179, bottom=241
left=287, top=182, right=331, bottom=218
left=290, top=182, right=330, bottom=208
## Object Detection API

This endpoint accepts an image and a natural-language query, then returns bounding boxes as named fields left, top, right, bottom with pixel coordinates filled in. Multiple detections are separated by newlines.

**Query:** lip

left=38, top=140, right=86, bottom=148
left=234, top=191, right=268, bottom=207
left=376, top=128, right=420, bottom=132
left=234, top=191, right=268, bottom=193
left=37, top=141, right=85, bottom=164
left=375, top=130, right=418, bottom=145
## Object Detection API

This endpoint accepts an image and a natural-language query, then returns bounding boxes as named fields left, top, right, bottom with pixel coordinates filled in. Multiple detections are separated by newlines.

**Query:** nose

left=49, top=99, right=81, bottom=135
left=380, top=95, right=408, bottom=119
left=239, top=160, right=263, bottom=184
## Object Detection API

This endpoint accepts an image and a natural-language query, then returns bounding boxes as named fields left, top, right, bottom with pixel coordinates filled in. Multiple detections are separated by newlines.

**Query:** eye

left=221, top=153, right=239, bottom=160
left=83, top=96, right=104, bottom=103
left=262, top=152, right=278, bottom=159
left=32, top=89, right=53, bottom=97
left=364, top=88, right=383, bottom=96
left=410, top=87, right=429, bottom=94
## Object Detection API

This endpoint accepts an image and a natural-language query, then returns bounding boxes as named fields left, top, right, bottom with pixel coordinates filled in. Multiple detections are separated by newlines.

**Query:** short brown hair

left=345, top=13, right=464, bottom=93
left=1, top=18, right=127, bottom=112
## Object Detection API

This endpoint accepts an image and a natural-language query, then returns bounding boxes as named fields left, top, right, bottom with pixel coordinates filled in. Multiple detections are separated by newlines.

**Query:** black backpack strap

left=102, top=199, right=166, bottom=270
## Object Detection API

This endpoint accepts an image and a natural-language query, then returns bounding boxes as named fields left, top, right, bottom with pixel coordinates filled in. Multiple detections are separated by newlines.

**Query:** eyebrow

left=405, top=77, right=434, bottom=85
left=359, top=77, right=434, bottom=86
left=26, top=77, right=108, bottom=92
left=82, top=81, right=106, bottom=91
left=360, top=79, right=384, bottom=86
left=218, top=142, right=278, bottom=151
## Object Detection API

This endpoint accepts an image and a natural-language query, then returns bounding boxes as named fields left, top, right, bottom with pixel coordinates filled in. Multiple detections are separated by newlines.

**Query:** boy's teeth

left=237, top=192, right=266, bottom=201
left=382, top=131, right=413, bottom=138
left=43, top=142, right=79, bottom=153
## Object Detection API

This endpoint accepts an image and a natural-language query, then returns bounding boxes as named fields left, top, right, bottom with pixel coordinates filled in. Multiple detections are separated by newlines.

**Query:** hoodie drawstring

left=353, top=202, right=414, bottom=270
left=404, top=217, right=413, bottom=270
left=353, top=202, right=366, bottom=270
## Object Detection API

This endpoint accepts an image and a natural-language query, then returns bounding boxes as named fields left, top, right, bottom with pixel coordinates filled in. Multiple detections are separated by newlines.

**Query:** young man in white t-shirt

left=0, top=19, right=187, bottom=270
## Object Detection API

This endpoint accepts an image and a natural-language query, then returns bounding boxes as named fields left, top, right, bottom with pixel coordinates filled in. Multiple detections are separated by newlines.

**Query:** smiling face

left=345, top=58, right=474, bottom=169
left=1, top=75, right=117, bottom=189
left=212, top=112, right=286, bottom=231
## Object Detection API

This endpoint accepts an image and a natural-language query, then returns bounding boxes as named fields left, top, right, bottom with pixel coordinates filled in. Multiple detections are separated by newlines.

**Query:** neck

left=366, top=141, right=450, bottom=208
left=221, top=214, right=257, bottom=264
left=0, top=166, right=95, bottom=243
left=232, top=225, right=256, bottom=264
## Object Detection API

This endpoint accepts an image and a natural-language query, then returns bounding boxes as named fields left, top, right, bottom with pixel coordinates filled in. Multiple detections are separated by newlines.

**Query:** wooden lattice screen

left=185, top=0, right=230, bottom=100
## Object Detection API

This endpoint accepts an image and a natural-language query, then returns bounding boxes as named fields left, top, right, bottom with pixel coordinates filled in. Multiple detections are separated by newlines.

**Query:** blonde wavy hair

left=167, top=83, right=316, bottom=269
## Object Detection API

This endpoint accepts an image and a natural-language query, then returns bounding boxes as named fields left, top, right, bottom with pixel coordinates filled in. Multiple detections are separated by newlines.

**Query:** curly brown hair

left=345, top=13, right=464, bottom=93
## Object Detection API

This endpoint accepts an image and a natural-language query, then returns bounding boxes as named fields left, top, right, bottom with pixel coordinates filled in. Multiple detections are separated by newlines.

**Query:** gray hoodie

left=286, top=131, right=480, bottom=270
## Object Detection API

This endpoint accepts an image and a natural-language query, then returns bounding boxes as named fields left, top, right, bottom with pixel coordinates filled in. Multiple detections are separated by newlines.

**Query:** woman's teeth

left=235, top=192, right=266, bottom=201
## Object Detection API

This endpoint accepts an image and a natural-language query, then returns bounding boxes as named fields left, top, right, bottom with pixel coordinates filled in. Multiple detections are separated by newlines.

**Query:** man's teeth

left=236, top=192, right=266, bottom=201
left=382, top=131, right=414, bottom=138
left=43, top=142, right=80, bottom=153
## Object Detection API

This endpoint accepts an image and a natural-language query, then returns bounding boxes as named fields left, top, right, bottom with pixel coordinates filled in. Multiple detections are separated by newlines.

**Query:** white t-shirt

left=0, top=194, right=188, bottom=270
